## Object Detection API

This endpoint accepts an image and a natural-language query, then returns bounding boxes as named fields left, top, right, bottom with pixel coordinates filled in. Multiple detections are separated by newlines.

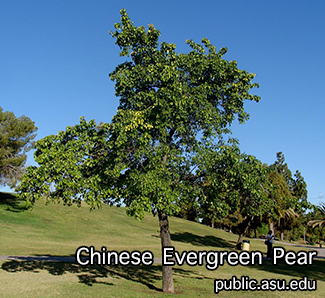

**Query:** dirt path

left=0, top=255, right=165, bottom=263
left=1, top=240, right=324, bottom=263
left=1, top=238, right=324, bottom=262
left=254, top=238, right=325, bottom=258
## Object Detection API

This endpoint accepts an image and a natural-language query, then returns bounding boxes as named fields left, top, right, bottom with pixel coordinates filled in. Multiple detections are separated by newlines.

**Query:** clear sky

left=1, top=1, right=324, bottom=205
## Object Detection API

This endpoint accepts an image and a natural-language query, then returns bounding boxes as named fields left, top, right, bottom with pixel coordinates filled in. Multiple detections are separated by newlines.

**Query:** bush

left=307, top=235, right=317, bottom=245
left=257, top=223, right=269, bottom=237
left=288, top=227, right=302, bottom=242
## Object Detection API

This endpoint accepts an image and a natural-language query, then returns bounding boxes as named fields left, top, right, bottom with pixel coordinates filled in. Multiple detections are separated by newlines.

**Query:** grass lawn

left=0, top=192, right=324, bottom=297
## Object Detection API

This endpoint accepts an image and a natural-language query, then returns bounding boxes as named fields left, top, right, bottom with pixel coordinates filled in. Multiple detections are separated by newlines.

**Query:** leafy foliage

left=18, top=9, right=262, bottom=293
left=308, top=202, right=325, bottom=229
left=268, top=153, right=310, bottom=229
left=19, top=9, right=260, bottom=219
left=0, top=107, right=37, bottom=188
left=197, top=141, right=271, bottom=224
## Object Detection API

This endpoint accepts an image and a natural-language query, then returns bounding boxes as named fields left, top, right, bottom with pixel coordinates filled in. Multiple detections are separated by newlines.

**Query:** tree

left=18, top=9, right=260, bottom=293
left=267, top=170, right=295, bottom=236
left=292, top=170, right=310, bottom=212
left=273, top=152, right=293, bottom=187
left=197, top=141, right=272, bottom=249
left=308, top=202, right=325, bottom=229
left=0, top=107, right=37, bottom=188
left=268, top=153, right=310, bottom=238
left=174, top=200, right=199, bottom=222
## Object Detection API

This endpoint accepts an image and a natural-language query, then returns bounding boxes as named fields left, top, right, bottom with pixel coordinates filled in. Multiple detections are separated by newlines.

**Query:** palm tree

left=308, top=202, right=325, bottom=228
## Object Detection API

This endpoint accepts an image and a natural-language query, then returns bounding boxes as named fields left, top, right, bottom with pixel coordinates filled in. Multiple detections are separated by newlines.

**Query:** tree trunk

left=281, top=231, right=284, bottom=241
left=268, top=221, right=274, bottom=235
left=158, top=210, right=175, bottom=294
left=236, top=233, right=244, bottom=250
left=235, top=216, right=252, bottom=250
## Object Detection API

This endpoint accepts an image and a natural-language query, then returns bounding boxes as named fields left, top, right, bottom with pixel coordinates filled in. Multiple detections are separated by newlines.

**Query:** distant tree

left=214, top=210, right=244, bottom=234
left=273, top=152, right=293, bottom=187
left=292, top=170, right=310, bottom=212
left=0, top=107, right=37, bottom=188
left=281, top=215, right=304, bottom=242
left=308, top=202, right=325, bottom=229
left=175, top=200, right=199, bottom=222
left=268, top=152, right=310, bottom=238
left=197, top=142, right=272, bottom=249
left=267, top=170, right=295, bottom=235
left=18, top=9, right=260, bottom=293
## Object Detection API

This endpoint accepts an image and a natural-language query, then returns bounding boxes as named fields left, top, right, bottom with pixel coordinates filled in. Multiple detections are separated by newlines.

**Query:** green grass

left=0, top=192, right=324, bottom=297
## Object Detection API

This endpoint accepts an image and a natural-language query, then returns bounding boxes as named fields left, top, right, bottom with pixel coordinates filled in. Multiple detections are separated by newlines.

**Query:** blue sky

left=1, top=1, right=324, bottom=205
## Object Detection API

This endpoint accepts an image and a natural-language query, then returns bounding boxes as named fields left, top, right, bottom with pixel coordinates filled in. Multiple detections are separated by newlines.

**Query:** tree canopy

left=197, top=141, right=271, bottom=248
left=264, top=152, right=310, bottom=239
left=0, top=107, right=37, bottom=188
left=270, top=152, right=310, bottom=214
left=18, top=9, right=262, bottom=293
left=308, top=202, right=325, bottom=229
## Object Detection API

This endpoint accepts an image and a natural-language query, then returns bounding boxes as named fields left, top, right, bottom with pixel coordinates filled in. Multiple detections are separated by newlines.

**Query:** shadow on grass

left=1, top=260, right=212, bottom=292
left=253, top=258, right=325, bottom=281
left=171, top=232, right=235, bottom=249
left=0, top=192, right=27, bottom=213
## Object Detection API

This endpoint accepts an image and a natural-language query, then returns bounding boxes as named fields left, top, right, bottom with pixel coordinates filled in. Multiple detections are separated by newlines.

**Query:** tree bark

left=158, top=210, right=175, bottom=294
left=235, top=216, right=252, bottom=250
left=236, top=234, right=244, bottom=250
left=268, top=221, right=275, bottom=235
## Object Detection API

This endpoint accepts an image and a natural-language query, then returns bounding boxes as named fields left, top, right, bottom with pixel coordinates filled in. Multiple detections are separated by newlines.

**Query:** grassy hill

left=0, top=192, right=324, bottom=297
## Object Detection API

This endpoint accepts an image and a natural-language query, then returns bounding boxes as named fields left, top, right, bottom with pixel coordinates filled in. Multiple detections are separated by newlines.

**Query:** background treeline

left=1, top=104, right=324, bottom=249
left=177, top=150, right=324, bottom=247
left=2, top=9, right=325, bottom=292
